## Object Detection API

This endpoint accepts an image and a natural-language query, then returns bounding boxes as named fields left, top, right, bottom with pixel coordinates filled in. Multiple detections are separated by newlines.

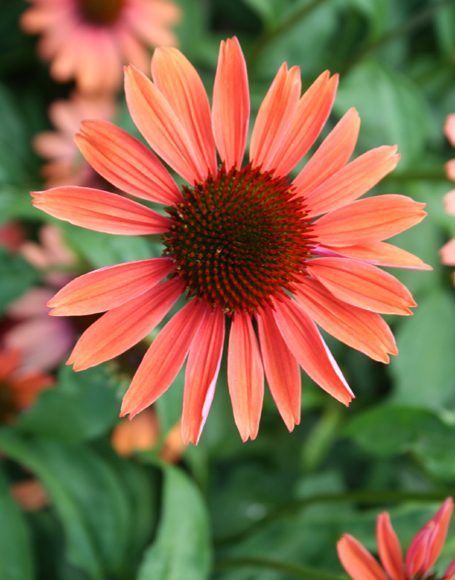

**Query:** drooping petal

left=256, top=307, right=301, bottom=431
left=31, top=187, right=170, bottom=235
left=181, top=307, right=225, bottom=445
left=294, top=276, right=397, bottom=363
left=377, top=513, right=405, bottom=580
left=293, top=107, right=360, bottom=197
left=273, top=298, right=354, bottom=405
left=271, top=72, right=339, bottom=177
left=48, top=258, right=173, bottom=316
left=337, top=535, right=388, bottom=580
left=76, top=120, right=181, bottom=205
left=121, top=299, right=206, bottom=418
left=249, top=63, right=301, bottom=171
left=440, top=239, right=455, bottom=266
left=307, top=258, right=416, bottom=315
left=227, top=312, right=264, bottom=442
left=68, top=279, right=182, bottom=371
left=425, top=497, right=453, bottom=570
left=304, top=145, right=400, bottom=217
left=124, top=65, right=205, bottom=184
left=322, top=241, right=431, bottom=270
left=312, top=195, right=427, bottom=246
left=212, top=37, right=249, bottom=170
left=151, top=47, right=217, bottom=177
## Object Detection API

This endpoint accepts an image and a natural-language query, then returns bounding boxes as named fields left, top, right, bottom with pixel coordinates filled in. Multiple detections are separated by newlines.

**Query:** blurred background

left=1, top=0, right=455, bottom=578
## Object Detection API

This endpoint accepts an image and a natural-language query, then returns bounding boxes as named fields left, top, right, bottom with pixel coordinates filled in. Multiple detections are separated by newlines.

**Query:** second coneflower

left=32, top=37, right=428, bottom=444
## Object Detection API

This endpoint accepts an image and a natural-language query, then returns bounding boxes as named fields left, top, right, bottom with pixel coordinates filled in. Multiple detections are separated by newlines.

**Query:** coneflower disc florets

left=164, top=164, right=313, bottom=315
left=77, top=0, right=125, bottom=25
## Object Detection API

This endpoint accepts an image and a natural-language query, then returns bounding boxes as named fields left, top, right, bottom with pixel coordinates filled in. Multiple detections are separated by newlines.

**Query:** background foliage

left=1, top=0, right=455, bottom=578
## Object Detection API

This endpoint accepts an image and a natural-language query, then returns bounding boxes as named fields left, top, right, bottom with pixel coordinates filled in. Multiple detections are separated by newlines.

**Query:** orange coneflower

left=34, top=94, right=116, bottom=187
left=32, top=38, right=428, bottom=444
left=0, top=348, right=53, bottom=422
left=337, top=498, right=455, bottom=580
left=21, top=0, right=180, bottom=94
left=440, top=115, right=455, bottom=276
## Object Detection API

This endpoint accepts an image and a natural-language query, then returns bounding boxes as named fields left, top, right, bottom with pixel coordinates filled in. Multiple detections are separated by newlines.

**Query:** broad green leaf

left=138, top=465, right=211, bottom=580
left=335, top=61, right=429, bottom=167
left=16, top=366, right=120, bottom=443
left=0, top=469, right=35, bottom=580
left=0, top=247, right=38, bottom=314
left=390, top=289, right=455, bottom=411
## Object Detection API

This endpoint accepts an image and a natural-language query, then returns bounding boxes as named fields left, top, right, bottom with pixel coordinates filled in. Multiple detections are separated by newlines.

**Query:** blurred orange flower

left=440, top=116, right=455, bottom=277
left=21, top=0, right=180, bottom=94
left=337, top=498, right=455, bottom=580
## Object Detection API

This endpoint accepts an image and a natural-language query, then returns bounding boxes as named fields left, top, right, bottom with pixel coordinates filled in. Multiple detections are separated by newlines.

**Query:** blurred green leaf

left=16, top=366, right=120, bottom=443
left=434, top=3, right=455, bottom=60
left=0, top=247, right=38, bottom=314
left=0, top=469, right=35, bottom=580
left=242, top=0, right=284, bottom=24
left=138, top=465, right=211, bottom=580
left=335, top=61, right=429, bottom=167
left=390, top=289, right=455, bottom=410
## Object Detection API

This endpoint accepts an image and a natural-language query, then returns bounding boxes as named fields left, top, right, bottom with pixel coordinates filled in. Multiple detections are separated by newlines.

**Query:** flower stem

left=247, top=0, right=331, bottom=70
left=214, top=556, right=346, bottom=579
left=215, top=489, right=449, bottom=546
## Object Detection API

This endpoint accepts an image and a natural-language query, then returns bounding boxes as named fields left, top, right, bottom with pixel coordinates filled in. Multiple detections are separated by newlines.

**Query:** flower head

left=21, top=0, right=180, bottom=94
left=34, top=94, right=116, bottom=187
left=32, top=38, right=428, bottom=444
left=337, top=498, right=455, bottom=580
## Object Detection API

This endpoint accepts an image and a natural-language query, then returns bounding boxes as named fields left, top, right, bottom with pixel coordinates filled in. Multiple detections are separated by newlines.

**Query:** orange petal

left=151, top=47, right=217, bottom=178
left=76, top=120, right=180, bottom=205
left=0, top=349, right=21, bottom=381
left=124, top=65, right=204, bottom=184
left=425, top=497, right=454, bottom=570
left=307, top=258, right=416, bottom=315
left=249, top=63, right=301, bottom=171
left=445, top=114, right=455, bottom=147
left=68, top=279, right=182, bottom=371
left=293, top=107, right=360, bottom=197
left=121, top=299, right=207, bottom=418
left=324, top=241, right=431, bottom=270
left=337, top=535, right=388, bottom=580
left=227, top=312, right=264, bottom=442
left=446, top=160, right=455, bottom=181
left=440, top=239, right=455, bottom=266
left=272, top=72, right=339, bottom=177
left=405, top=527, right=433, bottom=578
left=313, top=195, right=427, bottom=246
left=305, top=145, right=400, bottom=217
left=444, top=190, right=455, bottom=216
left=273, top=298, right=354, bottom=405
left=10, top=373, right=54, bottom=409
left=48, top=258, right=173, bottom=316
left=256, top=307, right=301, bottom=431
left=31, top=187, right=170, bottom=235
left=212, top=37, right=250, bottom=170
left=377, top=513, right=405, bottom=580
left=181, top=307, right=225, bottom=445
left=295, top=276, right=397, bottom=363
left=443, top=557, right=455, bottom=579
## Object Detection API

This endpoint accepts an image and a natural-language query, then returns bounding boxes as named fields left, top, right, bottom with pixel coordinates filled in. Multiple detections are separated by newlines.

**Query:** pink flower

left=32, top=38, right=428, bottom=444
left=21, top=0, right=180, bottom=94
left=337, top=498, right=455, bottom=580
left=440, top=116, right=455, bottom=277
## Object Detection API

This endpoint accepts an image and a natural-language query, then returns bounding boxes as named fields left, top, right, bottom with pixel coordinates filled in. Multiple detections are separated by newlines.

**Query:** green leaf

left=0, top=247, right=39, bottom=314
left=138, top=465, right=211, bottom=580
left=16, top=366, right=121, bottom=443
left=390, top=289, right=455, bottom=411
left=0, top=432, right=133, bottom=579
left=0, top=469, right=35, bottom=580
left=334, top=61, right=429, bottom=168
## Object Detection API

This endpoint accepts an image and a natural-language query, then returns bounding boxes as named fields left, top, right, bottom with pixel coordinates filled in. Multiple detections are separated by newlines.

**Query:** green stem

left=215, top=490, right=451, bottom=546
left=342, top=0, right=455, bottom=74
left=247, top=0, right=331, bottom=70
left=214, top=556, right=346, bottom=580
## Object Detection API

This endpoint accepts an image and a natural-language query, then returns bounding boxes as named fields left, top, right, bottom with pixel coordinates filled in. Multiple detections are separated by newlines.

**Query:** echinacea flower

left=0, top=348, right=53, bottom=423
left=440, top=115, right=455, bottom=277
left=34, top=94, right=116, bottom=187
left=32, top=38, right=428, bottom=444
left=21, top=0, right=180, bottom=94
left=337, top=498, right=455, bottom=580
